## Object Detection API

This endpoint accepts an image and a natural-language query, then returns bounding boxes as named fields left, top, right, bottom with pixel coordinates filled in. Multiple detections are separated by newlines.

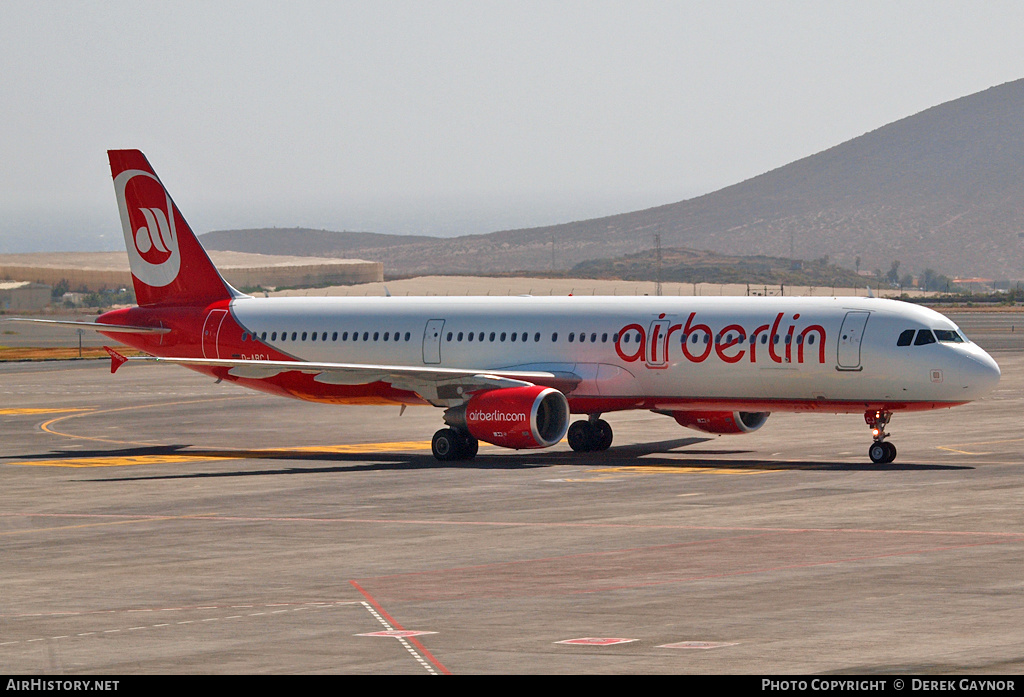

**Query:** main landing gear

left=431, top=428, right=478, bottom=462
left=865, top=410, right=897, bottom=464
left=567, top=416, right=614, bottom=453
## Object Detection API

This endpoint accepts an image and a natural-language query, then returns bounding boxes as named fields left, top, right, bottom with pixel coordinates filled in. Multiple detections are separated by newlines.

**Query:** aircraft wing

left=113, top=352, right=581, bottom=406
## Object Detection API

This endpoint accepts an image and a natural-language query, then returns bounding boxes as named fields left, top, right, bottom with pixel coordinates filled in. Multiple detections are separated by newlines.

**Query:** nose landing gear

left=865, top=410, right=896, bottom=464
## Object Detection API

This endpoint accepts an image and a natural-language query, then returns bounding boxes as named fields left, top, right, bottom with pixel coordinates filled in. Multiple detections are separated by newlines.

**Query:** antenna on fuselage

left=867, top=285, right=875, bottom=298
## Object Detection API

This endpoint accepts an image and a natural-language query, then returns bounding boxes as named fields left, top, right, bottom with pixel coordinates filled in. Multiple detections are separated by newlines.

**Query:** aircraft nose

left=958, top=349, right=1001, bottom=399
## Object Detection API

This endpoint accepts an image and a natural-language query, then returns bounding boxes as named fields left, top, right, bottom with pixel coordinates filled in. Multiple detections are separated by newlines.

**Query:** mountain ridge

left=202, top=79, right=1024, bottom=280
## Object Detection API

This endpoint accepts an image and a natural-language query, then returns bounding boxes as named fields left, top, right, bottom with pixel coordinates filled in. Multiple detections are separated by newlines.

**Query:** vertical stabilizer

left=108, top=150, right=238, bottom=306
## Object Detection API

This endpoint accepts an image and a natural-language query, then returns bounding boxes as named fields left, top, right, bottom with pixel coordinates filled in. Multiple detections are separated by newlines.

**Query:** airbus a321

left=12, top=151, right=1002, bottom=463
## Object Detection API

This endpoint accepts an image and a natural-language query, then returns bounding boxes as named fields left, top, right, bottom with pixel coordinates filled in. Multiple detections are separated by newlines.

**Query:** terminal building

left=0, top=281, right=51, bottom=311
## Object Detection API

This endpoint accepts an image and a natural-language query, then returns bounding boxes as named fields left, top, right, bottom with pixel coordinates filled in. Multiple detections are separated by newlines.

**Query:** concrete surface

left=0, top=313, right=1021, bottom=675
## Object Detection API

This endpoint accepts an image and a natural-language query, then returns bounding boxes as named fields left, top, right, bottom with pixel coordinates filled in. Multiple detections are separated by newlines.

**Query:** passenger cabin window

left=897, top=329, right=915, bottom=346
left=914, top=330, right=937, bottom=346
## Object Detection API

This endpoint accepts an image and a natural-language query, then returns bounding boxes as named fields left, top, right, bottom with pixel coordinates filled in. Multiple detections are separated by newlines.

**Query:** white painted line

left=659, top=640, right=739, bottom=649
left=357, top=601, right=437, bottom=676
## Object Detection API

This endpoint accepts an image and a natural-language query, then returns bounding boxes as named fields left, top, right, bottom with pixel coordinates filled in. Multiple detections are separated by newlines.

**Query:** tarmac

left=1, top=310, right=1022, bottom=674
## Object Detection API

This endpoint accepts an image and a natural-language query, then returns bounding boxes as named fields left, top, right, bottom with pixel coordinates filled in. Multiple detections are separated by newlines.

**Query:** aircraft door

left=202, top=309, right=228, bottom=359
left=646, top=317, right=672, bottom=367
left=422, top=319, right=445, bottom=364
left=837, top=311, right=870, bottom=370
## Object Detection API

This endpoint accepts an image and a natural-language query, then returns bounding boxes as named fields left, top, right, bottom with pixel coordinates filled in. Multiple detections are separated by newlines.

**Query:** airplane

left=8, top=150, right=1002, bottom=464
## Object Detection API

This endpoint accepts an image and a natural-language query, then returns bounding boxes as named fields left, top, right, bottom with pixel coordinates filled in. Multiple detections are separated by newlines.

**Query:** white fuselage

left=223, top=294, right=1000, bottom=411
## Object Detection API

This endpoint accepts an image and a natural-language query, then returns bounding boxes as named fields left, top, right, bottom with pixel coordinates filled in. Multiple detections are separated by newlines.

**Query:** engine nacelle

left=671, top=410, right=770, bottom=435
left=446, top=386, right=570, bottom=450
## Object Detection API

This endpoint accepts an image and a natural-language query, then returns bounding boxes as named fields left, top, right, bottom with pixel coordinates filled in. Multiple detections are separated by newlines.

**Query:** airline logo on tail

left=113, top=169, right=181, bottom=288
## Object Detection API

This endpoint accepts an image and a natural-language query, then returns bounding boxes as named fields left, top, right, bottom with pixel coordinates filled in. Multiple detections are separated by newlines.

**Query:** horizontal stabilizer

left=2, top=318, right=170, bottom=334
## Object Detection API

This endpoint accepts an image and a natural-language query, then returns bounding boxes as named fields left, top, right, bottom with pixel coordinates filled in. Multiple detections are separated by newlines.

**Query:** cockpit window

left=897, top=329, right=915, bottom=346
left=914, top=329, right=937, bottom=346
left=934, top=329, right=964, bottom=343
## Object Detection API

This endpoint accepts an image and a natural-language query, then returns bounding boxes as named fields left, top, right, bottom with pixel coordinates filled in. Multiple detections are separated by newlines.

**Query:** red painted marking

left=358, top=630, right=437, bottom=638
left=350, top=580, right=451, bottom=675
left=557, top=637, right=636, bottom=646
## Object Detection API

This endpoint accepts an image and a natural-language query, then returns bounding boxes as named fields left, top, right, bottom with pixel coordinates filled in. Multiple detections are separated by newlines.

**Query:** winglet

left=104, top=346, right=129, bottom=374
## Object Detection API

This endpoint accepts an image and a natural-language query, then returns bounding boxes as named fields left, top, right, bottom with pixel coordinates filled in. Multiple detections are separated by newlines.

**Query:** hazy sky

left=2, top=1, right=1023, bottom=251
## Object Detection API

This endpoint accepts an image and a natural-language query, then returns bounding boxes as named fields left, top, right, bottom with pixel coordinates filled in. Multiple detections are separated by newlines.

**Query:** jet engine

left=445, top=385, right=570, bottom=449
left=670, top=410, right=770, bottom=435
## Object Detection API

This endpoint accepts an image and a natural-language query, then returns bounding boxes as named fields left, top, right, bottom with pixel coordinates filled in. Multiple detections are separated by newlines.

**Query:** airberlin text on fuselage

left=615, top=312, right=827, bottom=368
left=468, top=410, right=528, bottom=422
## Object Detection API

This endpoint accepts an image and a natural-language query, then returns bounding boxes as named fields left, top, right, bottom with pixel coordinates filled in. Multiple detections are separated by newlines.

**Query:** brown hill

left=569, top=248, right=868, bottom=288
left=203, top=79, right=1024, bottom=280
left=201, top=228, right=435, bottom=257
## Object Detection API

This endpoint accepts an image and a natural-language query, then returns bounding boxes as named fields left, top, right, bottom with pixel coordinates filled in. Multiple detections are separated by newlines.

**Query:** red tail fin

left=108, top=150, right=237, bottom=307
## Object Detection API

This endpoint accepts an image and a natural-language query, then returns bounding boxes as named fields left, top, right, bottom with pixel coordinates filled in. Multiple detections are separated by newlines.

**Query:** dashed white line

left=357, top=601, right=438, bottom=676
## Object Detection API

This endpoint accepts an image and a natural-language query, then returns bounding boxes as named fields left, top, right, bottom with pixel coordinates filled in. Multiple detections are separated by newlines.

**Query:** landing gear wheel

left=568, top=419, right=613, bottom=453
left=432, top=428, right=478, bottom=462
left=457, top=432, right=479, bottom=460
left=593, top=419, right=613, bottom=451
left=432, top=428, right=461, bottom=462
left=883, top=441, right=897, bottom=463
left=868, top=442, right=888, bottom=464
left=869, top=441, right=897, bottom=464
left=567, top=421, right=595, bottom=452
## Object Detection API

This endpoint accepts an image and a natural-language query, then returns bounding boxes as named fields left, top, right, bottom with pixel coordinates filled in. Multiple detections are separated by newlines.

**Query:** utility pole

left=654, top=234, right=662, bottom=297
